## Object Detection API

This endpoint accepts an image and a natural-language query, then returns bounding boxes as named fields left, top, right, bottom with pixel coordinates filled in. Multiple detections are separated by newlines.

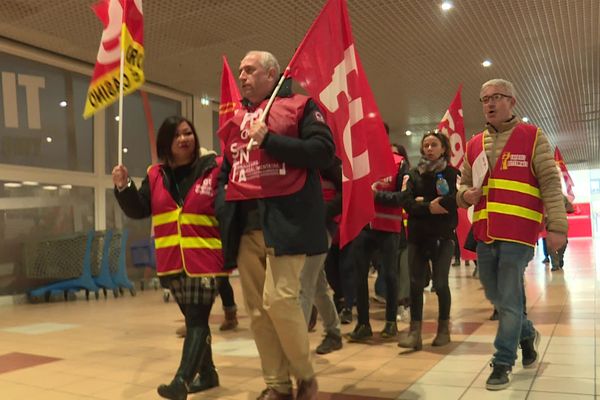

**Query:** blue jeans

left=477, top=241, right=535, bottom=366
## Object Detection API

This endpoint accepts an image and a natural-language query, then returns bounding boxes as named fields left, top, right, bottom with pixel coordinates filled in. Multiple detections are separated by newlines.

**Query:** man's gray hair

left=480, top=79, right=516, bottom=98
left=245, top=51, right=281, bottom=75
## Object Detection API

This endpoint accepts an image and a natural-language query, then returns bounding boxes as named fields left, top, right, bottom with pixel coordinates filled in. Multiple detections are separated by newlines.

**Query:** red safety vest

left=468, top=124, right=544, bottom=247
left=219, top=95, right=309, bottom=200
left=370, top=153, right=404, bottom=233
left=148, top=163, right=225, bottom=277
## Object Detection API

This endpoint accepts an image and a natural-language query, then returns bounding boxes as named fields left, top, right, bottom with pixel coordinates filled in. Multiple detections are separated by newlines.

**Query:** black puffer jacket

left=400, top=165, right=459, bottom=243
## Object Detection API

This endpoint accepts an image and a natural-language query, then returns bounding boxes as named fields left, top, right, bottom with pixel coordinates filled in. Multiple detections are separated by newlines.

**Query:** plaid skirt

left=161, top=273, right=218, bottom=306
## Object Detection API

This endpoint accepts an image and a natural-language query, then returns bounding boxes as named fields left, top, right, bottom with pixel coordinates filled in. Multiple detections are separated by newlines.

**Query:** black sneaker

left=316, top=332, right=342, bottom=354
left=520, top=329, right=541, bottom=368
left=542, top=257, right=550, bottom=264
left=489, top=309, right=499, bottom=321
left=347, top=323, right=372, bottom=342
left=486, top=363, right=512, bottom=390
left=339, top=308, right=352, bottom=325
left=380, top=321, right=398, bottom=338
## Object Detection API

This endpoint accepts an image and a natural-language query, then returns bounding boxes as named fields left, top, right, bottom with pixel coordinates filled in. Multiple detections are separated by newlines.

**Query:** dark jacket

left=399, top=164, right=459, bottom=243
left=321, top=158, right=343, bottom=236
left=216, top=79, right=336, bottom=268
left=114, top=153, right=218, bottom=218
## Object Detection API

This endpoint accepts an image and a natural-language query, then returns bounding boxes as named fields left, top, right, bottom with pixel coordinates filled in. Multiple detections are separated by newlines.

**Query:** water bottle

left=436, top=173, right=449, bottom=196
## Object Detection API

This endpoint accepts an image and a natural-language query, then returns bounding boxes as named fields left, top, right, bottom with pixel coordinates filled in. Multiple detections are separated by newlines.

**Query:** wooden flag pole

left=117, top=23, right=126, bottom=165
left=247, top=72, right=288, bottom=150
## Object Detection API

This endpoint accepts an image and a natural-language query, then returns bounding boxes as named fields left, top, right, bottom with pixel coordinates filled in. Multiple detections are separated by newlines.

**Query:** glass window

left=105, top=92, right=181, bottom=177
left=0, top=180, right=94, bottom=295
left=0, top=51, right=94, bottom=171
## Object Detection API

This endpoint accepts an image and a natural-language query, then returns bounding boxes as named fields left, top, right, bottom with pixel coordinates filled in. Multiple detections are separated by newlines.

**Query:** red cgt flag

left=219, top=55, right=242, bottom=129
left=554, top=147, right=575, bottom=202
left=286, top=0, right=396, bottom=247
left=437, top=85, right=465, bottom=168
left=83, top=0, right=144, bottom=119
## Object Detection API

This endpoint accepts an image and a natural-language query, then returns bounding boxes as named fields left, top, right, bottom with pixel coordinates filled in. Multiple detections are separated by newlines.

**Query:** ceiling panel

left=0, top=0, right=597, bottom=168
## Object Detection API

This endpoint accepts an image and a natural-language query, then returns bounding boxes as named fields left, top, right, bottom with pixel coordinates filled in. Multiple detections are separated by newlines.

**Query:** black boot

left=157, top=326, right=208, bottom=400
left=188, top=331, right=219, bottom=393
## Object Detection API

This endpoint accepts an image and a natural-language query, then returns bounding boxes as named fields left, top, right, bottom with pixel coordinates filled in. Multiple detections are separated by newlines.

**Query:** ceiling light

left=405, top=130, right=413, bottom=136
left=4, top=182, right=22, bottom=188
left=59, top=100, right=67, bottom=107
left=441, top=1, right=453, bottom=11
left=22, top=181, right=39, bottom=186
left=123, top=147, right=129, bottom=153
left=60, top=184, right=72, bottom=189
left=42, top=185, right=58, bottom=191
left=522, top=116, right=529, bottom=122
left=46, top=136, right=53, bottom=143
left=482, top=60, right=492, bottom=67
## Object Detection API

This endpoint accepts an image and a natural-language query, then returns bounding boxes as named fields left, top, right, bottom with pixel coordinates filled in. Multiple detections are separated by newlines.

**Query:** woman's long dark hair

left=420, top=131, right=451, bottom=163
left=394, top=143, right=411, bottom=168
left=156, top=116, right=200, bottom=164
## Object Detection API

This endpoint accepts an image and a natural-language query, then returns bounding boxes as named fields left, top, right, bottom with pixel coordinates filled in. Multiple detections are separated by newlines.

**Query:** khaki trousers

left=237, top=230, right=314, bottom=393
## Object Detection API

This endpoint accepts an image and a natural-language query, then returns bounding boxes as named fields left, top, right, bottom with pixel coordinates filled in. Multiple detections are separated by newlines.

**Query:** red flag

left=554, top=147, right=575, bottom=202
left=286, top=0, right=396, bottom=246
left=437, top=85, right=465, bottom=168
left=84, top=0, right=144, bottom=119
left=219, top=56, right=242, bottom=128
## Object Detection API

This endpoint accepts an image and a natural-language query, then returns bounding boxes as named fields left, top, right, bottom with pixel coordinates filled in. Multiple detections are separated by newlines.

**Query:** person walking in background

left=397, top=131, right=459, bottom=351
left=458, top=79, right=567, bottom=390
left=113, top=116, right=223, bottom=399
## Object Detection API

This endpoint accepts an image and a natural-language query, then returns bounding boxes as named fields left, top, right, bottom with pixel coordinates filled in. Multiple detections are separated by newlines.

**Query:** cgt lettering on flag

left=83, top=0, right=145, bottom=119
left=319, top=45, right=369, bottom=182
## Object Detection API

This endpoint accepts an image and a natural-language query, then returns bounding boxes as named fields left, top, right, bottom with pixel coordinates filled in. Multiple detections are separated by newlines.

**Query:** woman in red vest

left=397, top=131, right=459, bottom=351
left=112, top=116, right=225, bottom=400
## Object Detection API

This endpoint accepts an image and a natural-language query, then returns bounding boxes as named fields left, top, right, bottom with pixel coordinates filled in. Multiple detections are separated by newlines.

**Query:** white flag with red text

left=286, top=0, right=396, bottom=246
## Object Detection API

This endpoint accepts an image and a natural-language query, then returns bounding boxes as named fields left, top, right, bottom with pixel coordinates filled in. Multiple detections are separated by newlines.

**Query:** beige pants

left=237, top=230, right=314, bottom=393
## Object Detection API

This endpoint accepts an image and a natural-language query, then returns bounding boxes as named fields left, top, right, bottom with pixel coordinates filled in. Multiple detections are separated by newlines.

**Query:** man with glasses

left=457, top=79, right=567, bottom=390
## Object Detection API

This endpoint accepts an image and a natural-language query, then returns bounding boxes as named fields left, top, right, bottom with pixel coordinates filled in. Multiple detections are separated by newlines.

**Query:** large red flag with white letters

left=219, top=56, right=242, bottom=129
left=438, top=86, right=475, bottom=259
left=437, top=85, right=465, bottom=168
left=286, top=0, right=396, bottom=246
left=554, top=147, right=575, bottom=202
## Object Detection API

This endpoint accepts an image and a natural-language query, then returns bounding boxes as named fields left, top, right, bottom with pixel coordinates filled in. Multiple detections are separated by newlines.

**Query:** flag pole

left=247, top=72, right=288, bottom=150
left=117, top=21, right=126, bottom=165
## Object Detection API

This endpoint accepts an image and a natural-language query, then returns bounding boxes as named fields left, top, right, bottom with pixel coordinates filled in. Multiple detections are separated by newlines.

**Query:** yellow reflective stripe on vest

left=473, top=209, right=487, bottom=222
left=487, top=201, right=543, bottom=223
left=155, top=234, right=181, bottom=248
left=180, top=213, right=218, bottom=226
left=180, top=237, right=222, bottom=249
left=152, top=209, right=180, bottom=226
left=487, top=178, right=541, bottom=198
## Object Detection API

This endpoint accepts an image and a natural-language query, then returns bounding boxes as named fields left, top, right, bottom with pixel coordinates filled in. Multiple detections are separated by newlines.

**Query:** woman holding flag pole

left=112, top=116, right=224, bottom=399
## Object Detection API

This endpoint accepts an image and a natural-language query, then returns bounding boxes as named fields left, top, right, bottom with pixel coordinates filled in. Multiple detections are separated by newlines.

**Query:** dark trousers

left=324, top=243, right=344, bottom=310
left=352, top=229, right=400, bottom=324
left=217, top=276, right=236, bottom=309
left=408, top=239, right=454, bottom=321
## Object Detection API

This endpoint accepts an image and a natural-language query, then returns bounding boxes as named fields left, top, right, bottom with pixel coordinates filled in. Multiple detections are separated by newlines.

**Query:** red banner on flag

left=437, top=85, right=465, bottom=168
left=554, top=147, right=575, bottom=202
left=84, top=0, right=144, bottom=119
left=286, top=0, right=396, bottom=246
left=219, top=56, right=242, bottom=129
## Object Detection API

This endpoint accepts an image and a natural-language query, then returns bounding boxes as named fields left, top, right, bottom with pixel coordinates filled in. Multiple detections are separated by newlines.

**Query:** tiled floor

left=0, top=238, right=597, bottom=399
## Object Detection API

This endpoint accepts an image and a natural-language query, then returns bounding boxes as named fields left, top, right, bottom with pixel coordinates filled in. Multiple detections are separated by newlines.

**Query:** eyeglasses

left=480, top=93, right=512, bottom=104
